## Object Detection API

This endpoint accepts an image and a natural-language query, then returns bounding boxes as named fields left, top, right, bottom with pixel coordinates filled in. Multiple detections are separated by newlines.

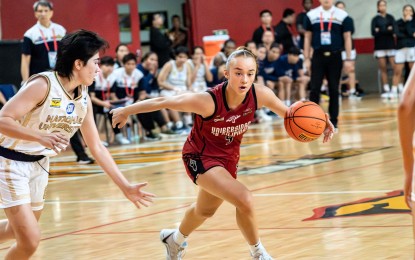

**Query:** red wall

left=188, top=0, right=304, bottom=47
left=1, top=0, right=140, bottom=56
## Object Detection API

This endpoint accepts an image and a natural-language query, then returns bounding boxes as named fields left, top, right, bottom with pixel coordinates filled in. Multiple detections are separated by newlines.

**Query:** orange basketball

left=284, top=101, right=327, bottom=142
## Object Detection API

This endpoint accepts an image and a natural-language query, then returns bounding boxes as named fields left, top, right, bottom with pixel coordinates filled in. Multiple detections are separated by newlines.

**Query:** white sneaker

left=257, top=109, right=272, bottom=123
left=114, top=133, right=130, bottom=145
left=160, top=229, right=187, bottom=260
left=381, top=92, right=390, bottom=99
left=251, top=250, right=274, bottom=260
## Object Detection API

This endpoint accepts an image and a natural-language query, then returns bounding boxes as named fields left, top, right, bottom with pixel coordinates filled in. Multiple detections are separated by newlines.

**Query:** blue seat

left=0, top=84, right=17, bottom=101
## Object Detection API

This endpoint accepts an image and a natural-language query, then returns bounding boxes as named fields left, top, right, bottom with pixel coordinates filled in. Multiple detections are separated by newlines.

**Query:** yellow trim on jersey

left=54, top=72, right=83, bottom=101
left=24, top=73, right=52, bottom=107
left=8, top=110, right=34, bottom=150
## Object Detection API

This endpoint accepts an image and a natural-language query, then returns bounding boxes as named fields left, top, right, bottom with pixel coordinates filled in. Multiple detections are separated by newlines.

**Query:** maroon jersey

left=182, top=82, right=257, bottom=161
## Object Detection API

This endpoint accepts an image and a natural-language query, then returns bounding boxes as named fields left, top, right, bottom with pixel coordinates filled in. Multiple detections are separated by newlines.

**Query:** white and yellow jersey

left=0, top=71, right=88, bottom=157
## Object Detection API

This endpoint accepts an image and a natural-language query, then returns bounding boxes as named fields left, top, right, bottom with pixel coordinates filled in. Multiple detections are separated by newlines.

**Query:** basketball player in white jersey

left=0, top=29, right=155, bottom=259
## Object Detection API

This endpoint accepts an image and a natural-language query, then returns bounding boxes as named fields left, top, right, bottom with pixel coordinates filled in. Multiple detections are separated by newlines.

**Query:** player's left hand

left=110, top=107, right=128, bottom=128
left=123, top=182, right=156, bottom=209
left=323, top=113, right=335, bottom=143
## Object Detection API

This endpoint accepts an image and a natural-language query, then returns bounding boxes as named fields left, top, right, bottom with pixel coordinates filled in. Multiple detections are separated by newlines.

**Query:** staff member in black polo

left=303, top=0, right=353, bottom=130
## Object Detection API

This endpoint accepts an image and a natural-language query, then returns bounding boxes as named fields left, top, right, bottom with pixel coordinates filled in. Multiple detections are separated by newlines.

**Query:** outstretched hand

left=323, top=113, right=335, bottom=143
left=123, top=182, right=156, bottom=209
left=110, top=107, right=128, bottom=129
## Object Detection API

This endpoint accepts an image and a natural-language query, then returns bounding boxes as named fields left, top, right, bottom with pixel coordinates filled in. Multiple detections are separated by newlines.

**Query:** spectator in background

left=275, top=47, right=309, bottom=105
left=112, top=53, right=144, bottom=141
left=114, top=43, right=130, bottom=69
left=371, top=0, right=397, bottom=97
left=188, top=46, right=213, bottom=92
left=304, top=0, right=353, bottom=130
left=252, top=9, right=274, bottom=45
left=88, top=56, right=131, bottom=145
left=21, top=0, right=93, bottom=164
left=168, top=15, right=188, bottom=49
left=275, top=8, right=297, bottom=54
left=150, top=13, right=172, bottom=68
left=21, top=0, right=65, bottom=82
left=211, top=39, right=237, bottom=68
left=336, top=1, right=361, bottom=99
left=258, top=42, right=281, bottom=91
left=261, top=30, right=275, bottom=52
left=137, top=52, right=174, bottom=140
left=158, top=46, right=192, bottom=130
left=392, top=4, right=415, bottom=97
left=245, top=40, right=258, bottom=56
left=296, top=0, right=314, bottom=50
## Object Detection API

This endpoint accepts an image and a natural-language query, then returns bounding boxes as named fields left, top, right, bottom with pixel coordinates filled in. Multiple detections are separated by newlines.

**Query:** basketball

left=284, top=101, right=327, bottom=142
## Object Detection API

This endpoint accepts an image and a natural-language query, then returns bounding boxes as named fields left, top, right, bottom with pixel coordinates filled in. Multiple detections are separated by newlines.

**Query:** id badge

left=48, top=51, right=57, bottom=68
left=103, top=107, right=109, bottom=113
left=320, top=32, right=331, bottom=45
left=125, top=97, right=134, bottom=106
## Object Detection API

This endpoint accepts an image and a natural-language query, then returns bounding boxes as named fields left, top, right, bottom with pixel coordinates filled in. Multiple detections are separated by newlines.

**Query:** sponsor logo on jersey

left=50, top=98, right=61, bottom=108
left=226, top=115, right=241, bottom=123
left=66, top=103, right=75, bottom=114
left=243, top=108, right=253, bottom=116
left=214, top=116, right=224, bottom=122
left=304, top=190, right=410, bottom=221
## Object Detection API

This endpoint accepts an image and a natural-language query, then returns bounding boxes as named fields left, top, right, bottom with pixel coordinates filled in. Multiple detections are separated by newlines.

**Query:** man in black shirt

left=275, top=8, right=297, bottom=54
left=304, top=0, right=354, bottom=130
left=296, top=0, right=314, bottom=50
left=252, top=9, right=275, bottom=45
left=150, top=13, right=172, bottom=68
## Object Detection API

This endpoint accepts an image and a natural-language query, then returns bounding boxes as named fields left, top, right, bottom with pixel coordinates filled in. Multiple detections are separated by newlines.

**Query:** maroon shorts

left=182, top=153, right=238, bottom=184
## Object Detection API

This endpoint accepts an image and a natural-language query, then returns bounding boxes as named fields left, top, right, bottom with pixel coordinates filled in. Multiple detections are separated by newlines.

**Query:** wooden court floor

left=0, top=96, right=413, bottom=259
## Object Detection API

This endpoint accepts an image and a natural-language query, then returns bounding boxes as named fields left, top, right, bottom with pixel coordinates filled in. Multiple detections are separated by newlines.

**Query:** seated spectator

left=158, top=46, right=192, bottom=130
left=258, top=42, right=281, bottom=90
left=112, top=53, right=144, bottom=140
left=168, top=15, right=188, bottom=49
left=114, top=43, right=130, bottom=69
left=252, top=9, right=275, bottom=45
left=210, top=39, right=236, bottom=68
left=89, top=56, right=130, bottom=145
left=136, top=52, right=175, bottom=139
left=188, top=46, right=212, bottom=92
left=275, top=47, right=310, bottom=105
left=245, top=40, right=258, bottom=56
left=261, top=30, right=275, bottom=52
left=207, top=59, right=226, bottom=88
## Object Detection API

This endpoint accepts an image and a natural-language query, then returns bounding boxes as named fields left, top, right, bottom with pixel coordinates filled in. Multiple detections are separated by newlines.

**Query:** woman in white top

left=188, top=46, right=213, bottom=92
left=0, top=30, right=154, bottom=259
left=158, top=46, right=192, bottom=129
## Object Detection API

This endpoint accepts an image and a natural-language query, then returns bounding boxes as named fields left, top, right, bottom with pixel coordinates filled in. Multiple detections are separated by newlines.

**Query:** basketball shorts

left=182, top=153, right=238, bottom=184
left=341, top=49, right=357, bottom=61
left=395, top=47, right=415, bottom=64
left=0, top=157, right=49, bottom=211
left=374, top=49, right=396, bottom=58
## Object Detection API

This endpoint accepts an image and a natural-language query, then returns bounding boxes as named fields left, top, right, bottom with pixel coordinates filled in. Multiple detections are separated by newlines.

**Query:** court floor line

left=68, top=224, right=413, bottom=236
left=43, top=189, right=395, bottom=204
left=250, top=157, right=400, bottom=193
left=0, top=155, right=400, bottom=251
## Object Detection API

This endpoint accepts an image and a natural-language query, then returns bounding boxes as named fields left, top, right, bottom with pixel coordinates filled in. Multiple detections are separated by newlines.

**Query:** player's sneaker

left=251, top=250, right=274, bottom=260
left=160, top=229, right=187, bottom=260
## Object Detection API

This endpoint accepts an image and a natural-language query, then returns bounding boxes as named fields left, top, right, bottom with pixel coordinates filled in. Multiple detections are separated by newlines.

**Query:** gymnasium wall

left=1, top=0, right=140, bottom=54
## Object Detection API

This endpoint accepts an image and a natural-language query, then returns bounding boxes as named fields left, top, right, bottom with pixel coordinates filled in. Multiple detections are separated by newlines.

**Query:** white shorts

left=341, top=49, right=357, bottom=61
left=160, top=86, right=188, bottom=97
left=0, top=157, right=49, bottom=211
left=374, top=49, right=396, bottom=58
left=395, top=47, right=415, bottom=64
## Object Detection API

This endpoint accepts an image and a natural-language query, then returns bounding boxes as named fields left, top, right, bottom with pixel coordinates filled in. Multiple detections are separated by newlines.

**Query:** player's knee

left=235, top=191, right=254, bottom=214
left=15, top=228, right=41, bottom=255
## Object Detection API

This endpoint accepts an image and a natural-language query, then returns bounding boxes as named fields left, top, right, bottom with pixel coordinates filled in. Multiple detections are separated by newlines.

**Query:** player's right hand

left=38, top=132, right=69, bottom=154
left=110, top=107, right=128, bottom=128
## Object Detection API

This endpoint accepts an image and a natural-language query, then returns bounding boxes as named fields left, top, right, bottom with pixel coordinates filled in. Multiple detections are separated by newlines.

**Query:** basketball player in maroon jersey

left=111, top=47, right=335, bottom=260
